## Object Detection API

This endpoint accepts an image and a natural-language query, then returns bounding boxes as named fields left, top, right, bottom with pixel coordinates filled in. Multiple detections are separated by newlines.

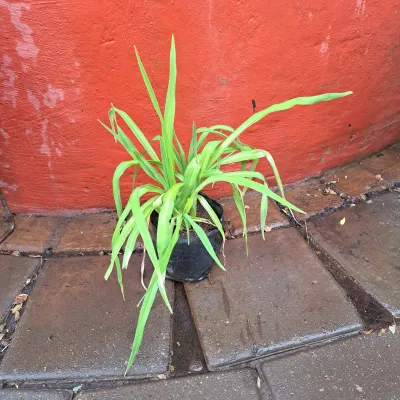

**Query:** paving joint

left=42, top=218, right=72, bottom=257
left=170, top=283, right=208, bottom=378
left=0, top=258, right=45, bottom=364
left=292, top=197, right=395, bottom=328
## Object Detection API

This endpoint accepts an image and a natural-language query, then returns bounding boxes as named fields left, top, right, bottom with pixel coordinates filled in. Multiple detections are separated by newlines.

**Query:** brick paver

left=76, top=369, right=261, bottom=400
left=261, top=332, right=400, bottom=400
left=53, top=213, right=117, bottom=255
left=0, top=255, right=173, bottom=381
left=0, top=390, right=71, bottom=400
left=309, top=192, right=400, bottom=318
left=221, top=194, right=289, bottom=237
left=0, top=216, right=58, bottom=254
left=0, top=255, right=39, bottom=322
left=185, top=229, right=362, bottom=370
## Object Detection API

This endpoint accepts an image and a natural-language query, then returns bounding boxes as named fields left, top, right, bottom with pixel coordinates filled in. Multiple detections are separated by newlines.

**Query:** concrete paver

left=261, top=332, right=400, bottom=400
left=0, top=216, right=58, bottom=254
left=53, top=213, right=117, bottom=255
left=0, top=256, right=173, bottom=381
left=325, top=164, right=386, bottom=199
left=361, top=141, right=400, bottom=186
left=185, top=229, right=363, bottom=370
left=284, top=179, right=343, bottom=221
left=0, top=255, right=39, bottom=322
left=221, top=194, right=289, bottom=237
left=0, top=390, right=71, bottom=400
left=76, top=369, right=261, bottom=400
left=309, top=192, right=400, bottom=318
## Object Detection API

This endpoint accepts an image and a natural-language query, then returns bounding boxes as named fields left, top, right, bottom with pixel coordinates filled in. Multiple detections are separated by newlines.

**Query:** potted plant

left=99, top=35, right=352, bottom=373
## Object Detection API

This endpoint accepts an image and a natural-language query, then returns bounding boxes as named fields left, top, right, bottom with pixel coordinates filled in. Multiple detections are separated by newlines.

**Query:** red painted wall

left=1, top=0, right=399, bottom=213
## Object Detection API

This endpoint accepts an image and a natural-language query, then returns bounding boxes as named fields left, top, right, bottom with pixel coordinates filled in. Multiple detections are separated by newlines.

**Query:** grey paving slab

left=0, top=256, right=173, bottom=381
left=261, top=331, right=400, bottom=400
left=76, top=369, right=261, bottom=400
left=0, top=390, right=71, bottom=400
left=309, top=192, right=400, bottom=318
left=185, top=229, right=363, bottom=370
left=0, top=255, right=39, bottom=322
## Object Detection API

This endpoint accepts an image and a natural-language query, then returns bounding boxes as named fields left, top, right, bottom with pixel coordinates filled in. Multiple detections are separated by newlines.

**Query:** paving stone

left=308, top=192, right=400, bottom=318
left=284, top=179, right=343, bottom=221
left=221, top=193, right=289, bottom=237
left=0, top=255, right=39, bottom=322
left=0, top=255, right=173, bottom=381
left=185, top=229, right=363, bottom=370
left=360, top=141, right=400, bottom=186
left=53, top=213, right=117, bottom=255
left=324, top=164, right=387, bottom=199
left=0, top=390, right=71, bottom=400
left=261, top=331, right=400, bottom=400
left=76, top=369, right=261, bottom=400
left=0, top=215, right=58, bottom=254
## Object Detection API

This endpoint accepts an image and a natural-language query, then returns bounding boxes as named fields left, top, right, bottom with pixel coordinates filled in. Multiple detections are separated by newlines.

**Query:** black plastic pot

left=150, top=194, right=224, bottom=282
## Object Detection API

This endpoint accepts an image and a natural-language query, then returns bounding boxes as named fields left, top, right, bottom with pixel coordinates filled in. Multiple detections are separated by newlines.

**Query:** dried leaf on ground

left=360, top=329, right=373, bottom=335
left=389, top=324, right=396, bottom=335
left=11, top=304, right=22, bottom=314
left=14, top=310, right=20, bottom=322
left=13, top=293, right=28, bottom=304
left=257, top=376, right=261, bottom=389
left=339, top=217, right=346, bottom=225
left=378, top=328, right=387, bottom=337
left=323, top=188, right=337, bottom=196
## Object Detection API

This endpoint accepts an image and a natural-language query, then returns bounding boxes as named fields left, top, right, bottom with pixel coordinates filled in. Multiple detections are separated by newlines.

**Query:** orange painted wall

left=1, top=0, right=399, bottom=213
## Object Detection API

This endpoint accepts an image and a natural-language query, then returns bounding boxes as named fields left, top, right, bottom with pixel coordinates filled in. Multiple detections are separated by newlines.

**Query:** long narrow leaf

left=113, top=161, right=138, bottom=217
left=134, top=46, right=163, bottom=121
left=184, top=214, right=225, bottom=270
left=210, top=92, right=353, bottom=164
left=131, top=188, right=172, bottom=313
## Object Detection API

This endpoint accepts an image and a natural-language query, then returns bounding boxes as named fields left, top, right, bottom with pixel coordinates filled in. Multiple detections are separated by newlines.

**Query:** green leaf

left=161, top=35, right=177, bottom=188
left=198, top=171, right=305, bottom=214
left=260, top=188, right=269, bottom=240
left=131, top=188, right=172, bottom=313
left=134, top=45, right=163, bottom=121
left=231, top=184, right=248, bottom=254
left=112, top=161, right=137, bottom=217
left=210, top=91, right=353, bottom=164
left=156, top=183, right=183, bottom=257
left=113, top=107, right=160, bottom=162
left=188, top=122, right=198, bottom=162
left=184, top=213, right=225, bottom=270
left=197, top=195, right=225, bottom=240
left=125, top=278, right=159, bottom=374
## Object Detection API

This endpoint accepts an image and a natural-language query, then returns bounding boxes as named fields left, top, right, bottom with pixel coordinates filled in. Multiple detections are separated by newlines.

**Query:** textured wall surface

left=1, top=0, right=399, bottom=213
